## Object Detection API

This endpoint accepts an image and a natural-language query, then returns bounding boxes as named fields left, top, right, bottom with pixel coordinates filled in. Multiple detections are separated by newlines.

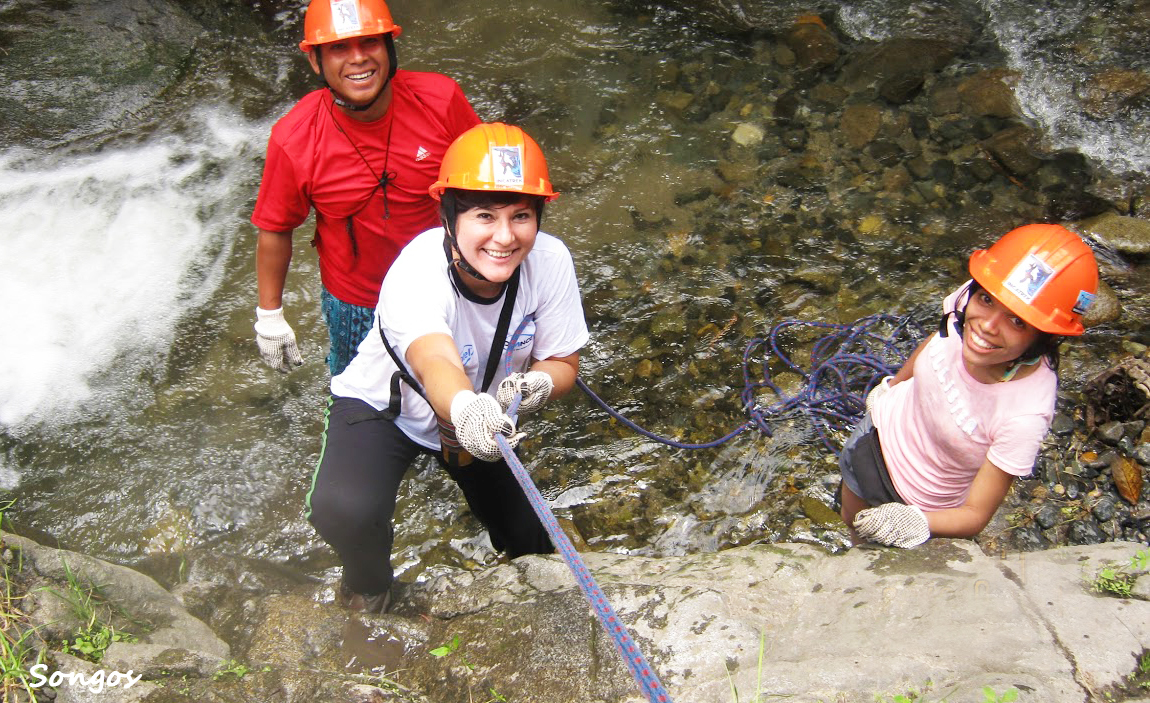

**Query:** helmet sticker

left=330, top=0, right=363, bottom=35
left=491, top=146, right=524, bottom=188
left=1073, top=290, right=1096, bottom=315
left=1002, top=253, right=1054, bottom=304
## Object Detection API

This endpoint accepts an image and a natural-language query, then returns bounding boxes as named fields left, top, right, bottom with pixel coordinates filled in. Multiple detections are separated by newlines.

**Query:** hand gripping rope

left=499, top=316, right=673, bottom=703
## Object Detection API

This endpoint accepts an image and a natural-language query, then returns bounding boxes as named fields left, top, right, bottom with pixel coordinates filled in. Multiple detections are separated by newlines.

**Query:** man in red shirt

left=251, top=0, right=480, bottom=375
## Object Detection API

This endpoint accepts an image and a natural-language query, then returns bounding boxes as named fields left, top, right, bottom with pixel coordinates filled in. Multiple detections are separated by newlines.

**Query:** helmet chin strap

left=439, top=195, right=490, bottom=282
left=318, top=37, right=398, bottom=113
left=938, top=280, right=974, bottom=338
left=452, top=249, right=488, bottom=282
left=442, top=223, right=490, bottom=283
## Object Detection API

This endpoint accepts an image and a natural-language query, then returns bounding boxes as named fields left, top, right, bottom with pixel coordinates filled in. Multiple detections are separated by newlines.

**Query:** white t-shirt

left=331, top=227, right=590, bottom=449
left=872, top=283, right=1057, bottom=510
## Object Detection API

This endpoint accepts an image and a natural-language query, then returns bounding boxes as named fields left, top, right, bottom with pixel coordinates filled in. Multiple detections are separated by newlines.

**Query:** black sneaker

left=336, top=580, right=391, bottom=614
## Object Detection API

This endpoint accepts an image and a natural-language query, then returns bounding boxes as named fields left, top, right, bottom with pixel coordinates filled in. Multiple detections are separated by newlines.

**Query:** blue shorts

left=320, top=288, right=376, bottom=376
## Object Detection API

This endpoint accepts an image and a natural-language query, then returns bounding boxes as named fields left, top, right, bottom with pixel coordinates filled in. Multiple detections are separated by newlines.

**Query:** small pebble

left=1092, top=498, right=1116, bottom=523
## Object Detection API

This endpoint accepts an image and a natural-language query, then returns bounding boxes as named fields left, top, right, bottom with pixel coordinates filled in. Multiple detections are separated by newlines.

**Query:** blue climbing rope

left=577, top=313, right=926, bottom=455
left=500, top=315, right=673, bottom=703
left=496, top=430, right=673, bottom=703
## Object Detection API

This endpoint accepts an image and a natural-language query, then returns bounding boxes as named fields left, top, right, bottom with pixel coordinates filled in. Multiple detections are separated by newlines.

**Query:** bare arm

left=890, top=336, right=931, bottom=385
left=406, top=333, right=472, bottom=420
left=256, top=228, right=294, bottom=310
left=528, top=352, right=580, bottom=399
left=924, top=459, right=1014, bottom=538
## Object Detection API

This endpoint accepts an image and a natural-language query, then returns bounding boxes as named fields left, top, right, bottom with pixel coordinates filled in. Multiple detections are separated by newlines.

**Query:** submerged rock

left=1078, top=212, right=1150, bottom=256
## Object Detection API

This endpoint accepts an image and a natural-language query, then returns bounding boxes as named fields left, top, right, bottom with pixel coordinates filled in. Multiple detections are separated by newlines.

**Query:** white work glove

left=254, top=307, right=303, bottom=372
left=865, top=375, right=893, bottom=416
left=496, top=371, right=554, bottom=416
left=853, top=503, right=930, bottom=548
left=449, top=391, right=525, bottom=462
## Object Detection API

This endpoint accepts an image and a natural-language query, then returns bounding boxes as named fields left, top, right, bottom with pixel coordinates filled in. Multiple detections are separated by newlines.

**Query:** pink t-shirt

left=872, top=285, right=1057, bottom=510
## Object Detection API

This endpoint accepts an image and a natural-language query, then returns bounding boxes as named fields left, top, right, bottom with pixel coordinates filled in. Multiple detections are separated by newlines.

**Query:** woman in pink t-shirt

left=838, top=224, right=1099, bottom=548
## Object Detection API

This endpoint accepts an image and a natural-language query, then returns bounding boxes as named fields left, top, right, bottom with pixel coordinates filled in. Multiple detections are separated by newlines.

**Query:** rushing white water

left=838, top=0, right=1150, bottom=179
left=981, top=0, right=1150, bottom=179
left=0, top=108, right=267, bottom=429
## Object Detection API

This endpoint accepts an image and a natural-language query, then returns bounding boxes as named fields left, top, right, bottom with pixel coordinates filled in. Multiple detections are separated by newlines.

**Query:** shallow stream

left=1, top=0, right=1147, bottom=586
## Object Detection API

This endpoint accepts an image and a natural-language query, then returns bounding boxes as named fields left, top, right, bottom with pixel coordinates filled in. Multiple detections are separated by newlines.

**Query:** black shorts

left=839, top=414, right=905, bottom=506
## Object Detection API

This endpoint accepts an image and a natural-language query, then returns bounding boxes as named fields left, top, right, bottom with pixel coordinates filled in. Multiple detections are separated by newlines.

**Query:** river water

left=1, top=0, right=1147, bottom=583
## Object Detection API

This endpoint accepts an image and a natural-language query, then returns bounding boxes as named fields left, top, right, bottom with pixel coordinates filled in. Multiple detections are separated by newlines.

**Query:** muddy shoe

left=337, top=580, right=391, bottom=614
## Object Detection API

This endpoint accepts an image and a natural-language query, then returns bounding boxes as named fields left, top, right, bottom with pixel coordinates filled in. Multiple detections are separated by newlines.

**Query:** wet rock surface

left=6, top=534, right=1150, bottom=702
left=978, top=354, right=1150, bottom=555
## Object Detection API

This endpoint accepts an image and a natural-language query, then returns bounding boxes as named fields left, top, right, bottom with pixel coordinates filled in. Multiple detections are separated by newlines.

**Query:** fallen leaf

left=1111, top=456, right=1143, bottom=505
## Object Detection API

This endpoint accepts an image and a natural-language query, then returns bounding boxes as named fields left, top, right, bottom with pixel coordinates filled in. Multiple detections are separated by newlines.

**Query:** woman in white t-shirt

left=839, top=224, right=1099, bottom=548
left=306, top=123, right=590, bottom=611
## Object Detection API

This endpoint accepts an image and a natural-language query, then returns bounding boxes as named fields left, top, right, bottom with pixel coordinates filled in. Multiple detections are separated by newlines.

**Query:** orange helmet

left=298, top=0, right=402, bottom=52
left=429, top=123, right=558, bottom=202
left=968, top=224, right=1098, bottom=336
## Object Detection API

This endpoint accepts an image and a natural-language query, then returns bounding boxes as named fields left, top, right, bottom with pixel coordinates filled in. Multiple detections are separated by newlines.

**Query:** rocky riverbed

left=537, top=11, right=1150, bottom=561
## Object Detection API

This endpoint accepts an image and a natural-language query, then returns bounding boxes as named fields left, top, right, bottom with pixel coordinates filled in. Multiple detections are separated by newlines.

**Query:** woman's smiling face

left=452, top=199, right=538, bottom=294
left=961, top=287, right=1043, bottom=382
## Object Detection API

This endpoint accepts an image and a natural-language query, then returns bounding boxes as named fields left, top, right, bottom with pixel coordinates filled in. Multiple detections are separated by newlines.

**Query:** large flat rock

left=418, top=539, right=1150, bottom=702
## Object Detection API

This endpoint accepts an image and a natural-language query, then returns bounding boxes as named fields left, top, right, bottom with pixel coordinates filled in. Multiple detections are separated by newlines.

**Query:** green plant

left=981, top=686, right=1019, bottom=703
left=0, top=619, right=46, bottom=703
left=1, top=559, right=46, bottom=703
left=62, top=625, right=134, bottom=663
left=44, top=559, right=137, bottom=663
left=1130, top=649, right=1150, bottom=691
left=429, top=636, right=506, bottom=702
left=213, top=659, right=270, bottom=681
left=876, top=690, right=926, bottom=703
left=1090, top=547, right=1148, bottom=598
left=1092, top=565, right=1134, bottom=597
left=1130, top=548, right=1149, bottom=571
left=429, top=635, right=461, bottom=659
left=725, top=630, right=766, bottom=703
left=872, top=680, right=957, bottom=702
left=0, top=497, right=14, bottom=533
left=0, top=497, right=47, bottom=702
left=431, top=635, right=482, bottom=671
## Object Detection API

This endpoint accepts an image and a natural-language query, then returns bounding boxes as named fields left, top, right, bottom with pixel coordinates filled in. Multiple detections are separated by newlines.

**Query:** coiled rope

left=578, top=313, right=926, bottom=454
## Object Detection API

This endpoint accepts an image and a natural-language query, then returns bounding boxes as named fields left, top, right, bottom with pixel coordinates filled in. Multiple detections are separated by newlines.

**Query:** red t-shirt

left=251, top=71, right=480, bottom=307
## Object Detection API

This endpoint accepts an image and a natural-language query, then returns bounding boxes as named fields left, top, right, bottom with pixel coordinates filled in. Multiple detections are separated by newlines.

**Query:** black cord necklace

left=328, top=96, right=398, bottom=220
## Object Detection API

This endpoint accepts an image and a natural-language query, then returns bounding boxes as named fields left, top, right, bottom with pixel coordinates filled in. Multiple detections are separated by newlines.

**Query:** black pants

left=305, top=395, right=553, bottom=595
